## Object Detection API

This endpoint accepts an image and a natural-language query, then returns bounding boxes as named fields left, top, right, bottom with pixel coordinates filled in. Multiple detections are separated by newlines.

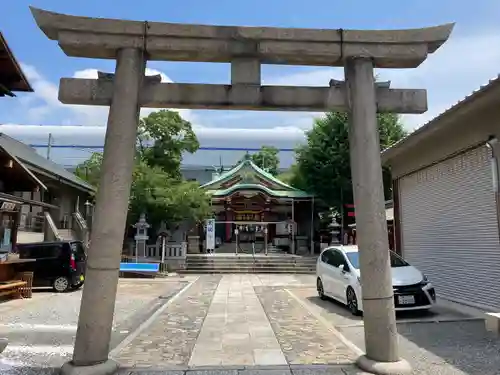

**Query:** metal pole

left=235, top=229, right=238, bottom=254
left=486, top=138, right=500, bottom=242
left=340, top=188, right=344, bottom=245
left=265, top=225, right=268, bottom=256
left=291, top=198, right=295, bottom=254
left=46, top=133, right=53, bottom=160
left=310, top=196, right=314, bottom=255
left=161, top=237, right=166, bottom=263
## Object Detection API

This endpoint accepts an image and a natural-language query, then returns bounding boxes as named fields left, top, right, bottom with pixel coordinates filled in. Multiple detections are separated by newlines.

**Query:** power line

left=29, top=144, right=295, bottom=152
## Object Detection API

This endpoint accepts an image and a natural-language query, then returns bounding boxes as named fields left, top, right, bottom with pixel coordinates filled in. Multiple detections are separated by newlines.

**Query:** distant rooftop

left=0, top=32, right=33, bottom=96
left=0, top=133, right=94, bottom=193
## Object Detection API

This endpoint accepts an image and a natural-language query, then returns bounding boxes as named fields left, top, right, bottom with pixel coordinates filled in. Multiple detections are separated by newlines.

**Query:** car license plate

left=398, top=295, right=415, bottom=305
left=80, top=275, right=84, bottom=282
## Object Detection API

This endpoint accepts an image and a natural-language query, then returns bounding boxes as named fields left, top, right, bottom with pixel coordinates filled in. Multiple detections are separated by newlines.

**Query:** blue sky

left=1, top=0, right=500, bottom=166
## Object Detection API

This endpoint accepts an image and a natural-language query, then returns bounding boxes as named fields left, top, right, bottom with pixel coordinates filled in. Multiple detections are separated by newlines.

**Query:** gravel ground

left=0, top=280, right=185, bottom=325
left=255, top=286, right=357, bottom=365
left=289, top=287, right=475, bottom=328
left=339, top=320, right=500, bottom=375
left=287, top=286, right=499, bottom=375
left=0, top=278, right=191, bottom=370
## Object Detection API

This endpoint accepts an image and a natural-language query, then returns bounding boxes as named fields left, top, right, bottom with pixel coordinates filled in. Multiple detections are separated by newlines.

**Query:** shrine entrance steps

left=214, top=242, right=284, bottom=254
left=180, top=253, right=317, bottom=274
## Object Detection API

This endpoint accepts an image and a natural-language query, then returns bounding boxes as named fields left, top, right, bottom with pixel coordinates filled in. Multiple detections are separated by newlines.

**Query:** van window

left=19, top=244, right=62, bottom=259
left=18, top=246, right=32, bottom=259
left=70, top=242, right=86, bottom=261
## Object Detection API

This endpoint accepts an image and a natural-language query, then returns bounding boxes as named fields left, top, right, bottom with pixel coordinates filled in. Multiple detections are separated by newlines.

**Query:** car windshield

left=345, top=251, right=409, bottom=269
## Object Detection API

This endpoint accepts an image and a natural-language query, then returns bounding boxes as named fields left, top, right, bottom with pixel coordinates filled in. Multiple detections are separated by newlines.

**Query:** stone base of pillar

left=356, top=355, right=411, bottom=375
left=61, top=359, right=119, bottom=375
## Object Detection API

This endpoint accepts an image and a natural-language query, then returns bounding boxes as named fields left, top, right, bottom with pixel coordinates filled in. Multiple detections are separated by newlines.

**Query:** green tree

left=249, top=145, right=280, bottom=175
left=277, top=164, right=306, bottom=189
left=138, top=109, right=199, bottom=177
left=74, top=109, right=211, bottom=229
left=74, top=152, right=103, bottom=187
left=294, top=111, right=406, bottom=213
left=130, top=159, right=211, bottom=228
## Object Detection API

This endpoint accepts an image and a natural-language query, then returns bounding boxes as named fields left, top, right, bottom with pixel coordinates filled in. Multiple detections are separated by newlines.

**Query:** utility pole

left=46, top=133, right=53, bottom=160
left=340, top=188, right=344, bottom=245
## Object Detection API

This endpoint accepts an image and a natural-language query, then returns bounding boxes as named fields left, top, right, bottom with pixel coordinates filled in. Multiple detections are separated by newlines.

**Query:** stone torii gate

left=30, top=7, right=453, bottom=375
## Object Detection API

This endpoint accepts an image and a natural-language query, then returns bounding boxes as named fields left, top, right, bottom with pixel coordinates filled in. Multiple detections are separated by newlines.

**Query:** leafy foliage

left=294, top=111, right=407, bottom=213
left=75, top=152, right=103, bottom=188
left=249, top=145, right=280, bottom=176
left=137, top=110, right=199, bottom=179
left=75, top=110, right=210, bottom=230
left=129, top=159, right=211, bottom=227
left=277, top=164, right=306, bottom=189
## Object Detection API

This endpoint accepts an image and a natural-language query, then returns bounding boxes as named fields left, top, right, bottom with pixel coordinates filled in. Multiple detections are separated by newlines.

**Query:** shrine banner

left=206, top=219, right=215, bottom=250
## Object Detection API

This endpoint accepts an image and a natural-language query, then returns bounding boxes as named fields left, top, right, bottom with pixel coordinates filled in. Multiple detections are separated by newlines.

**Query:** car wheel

left=346, top=287, right=361, bottom=316
left=317, top=278, right=326, bottom=300
left=52, top=276, right=70, bottom=293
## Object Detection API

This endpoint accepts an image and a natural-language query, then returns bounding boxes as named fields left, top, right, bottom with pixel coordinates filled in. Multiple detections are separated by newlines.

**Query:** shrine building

left=199, top=155, right=315, bottom=254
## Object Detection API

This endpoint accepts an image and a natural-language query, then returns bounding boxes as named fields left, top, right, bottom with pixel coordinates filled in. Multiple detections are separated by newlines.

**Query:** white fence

left=145, top=242, right=187, bottom=260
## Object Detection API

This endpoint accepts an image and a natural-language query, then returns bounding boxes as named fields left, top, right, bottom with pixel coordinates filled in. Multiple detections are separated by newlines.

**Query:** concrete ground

left=1, top=274, right=498, bottom=375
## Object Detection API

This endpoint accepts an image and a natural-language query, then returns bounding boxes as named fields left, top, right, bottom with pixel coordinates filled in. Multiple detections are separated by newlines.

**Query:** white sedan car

left=316, top=245, right=436, bottom=315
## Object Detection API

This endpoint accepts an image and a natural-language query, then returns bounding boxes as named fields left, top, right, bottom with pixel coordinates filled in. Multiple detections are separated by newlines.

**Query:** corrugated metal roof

left=0, top=133, right=95, bottom=193
left=382, top=74, right=500, bottom=161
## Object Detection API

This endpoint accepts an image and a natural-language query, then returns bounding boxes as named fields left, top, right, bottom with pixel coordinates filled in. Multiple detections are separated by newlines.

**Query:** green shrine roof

left=201, top=156, right=313, bottom=199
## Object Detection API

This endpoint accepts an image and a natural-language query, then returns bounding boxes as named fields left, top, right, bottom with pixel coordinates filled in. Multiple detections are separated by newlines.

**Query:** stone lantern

left=330, top=222, right=341, bottom=245
left=133, top=213, right=150, bottom=259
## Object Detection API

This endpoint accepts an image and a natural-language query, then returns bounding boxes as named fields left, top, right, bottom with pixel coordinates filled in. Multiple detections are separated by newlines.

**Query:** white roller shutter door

left=399, top=146, right=500, bottom=310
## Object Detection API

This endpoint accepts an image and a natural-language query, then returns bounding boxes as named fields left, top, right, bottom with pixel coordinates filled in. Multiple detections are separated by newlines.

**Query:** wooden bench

left=0, top=280, right=28, bottom=299
left=485, top=312, right=500, bottom=336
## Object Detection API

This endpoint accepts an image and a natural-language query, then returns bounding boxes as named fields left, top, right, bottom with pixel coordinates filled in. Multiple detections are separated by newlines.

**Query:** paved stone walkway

left=113, top=276, right=221, bottom=367
left=189, top=276, right=286, bottom=366
left=111, top=274, right=359, bottom=369
left=116, top=365, right=367, bottom=375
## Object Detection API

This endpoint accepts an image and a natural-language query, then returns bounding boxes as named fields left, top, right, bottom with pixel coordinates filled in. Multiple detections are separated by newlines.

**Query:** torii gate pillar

left=69, top=48, right=144, bottom=375
left=30, top=7, right=453, bottom=375
left=345, top=58, right=404, bottom=371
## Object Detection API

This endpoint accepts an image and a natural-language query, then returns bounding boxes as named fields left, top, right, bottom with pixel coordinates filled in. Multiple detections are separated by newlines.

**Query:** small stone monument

left=133, top=213, right=150, bottom=259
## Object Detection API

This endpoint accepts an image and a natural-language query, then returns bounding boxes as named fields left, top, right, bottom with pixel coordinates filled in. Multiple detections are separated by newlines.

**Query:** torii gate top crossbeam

left=30, top=7, right=453, bottom=68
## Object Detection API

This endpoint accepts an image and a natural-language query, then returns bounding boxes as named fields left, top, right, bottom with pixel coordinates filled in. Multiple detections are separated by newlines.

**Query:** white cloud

left=19, top=65, right=198, bottom=127
left=0, top=124, right=307, bottom=144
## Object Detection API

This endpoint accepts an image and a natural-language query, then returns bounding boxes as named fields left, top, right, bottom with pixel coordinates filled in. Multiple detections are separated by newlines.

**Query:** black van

left=16, top=240, right=87, bottom=292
